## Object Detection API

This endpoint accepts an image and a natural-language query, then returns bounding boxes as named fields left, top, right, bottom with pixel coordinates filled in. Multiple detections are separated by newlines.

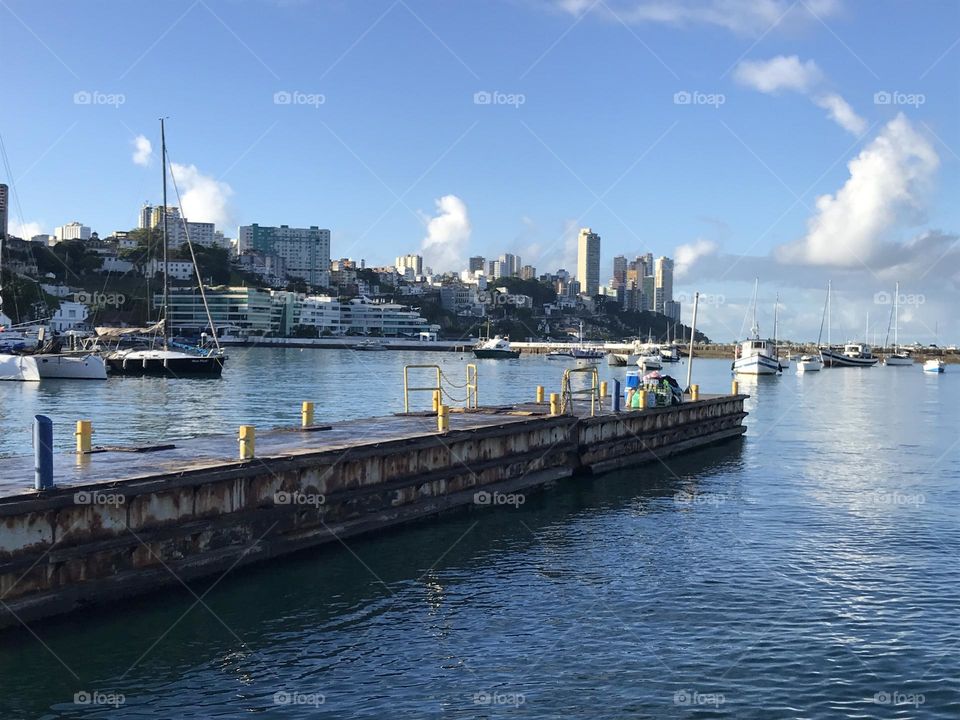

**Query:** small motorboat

left=922, top=358, right=945, bottom=373
left=796, top=354, right=822, bottom=373
left=473, top=336, right=520, bottom=359
left=353, top=339, right=388, bottom=351
left=547, top=349, right=573, bottom=359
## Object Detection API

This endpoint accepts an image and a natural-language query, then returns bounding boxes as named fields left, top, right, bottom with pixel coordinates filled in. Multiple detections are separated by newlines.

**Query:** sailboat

left=818, top=281, right=878, bottom=368
left=105, top=120, right=225, bottom=377
left=733, top=280, right=781, bottom=375
left=883, top=282, right=913, bottom=366
left=0, top=245, right=106, bottom=380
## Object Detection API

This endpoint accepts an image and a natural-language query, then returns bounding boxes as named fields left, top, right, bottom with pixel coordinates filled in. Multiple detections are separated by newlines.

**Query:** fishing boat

left=883, top=282, right=913, bottom=366
left=818, top=282, right=878, bottom=368
left=635, top=346, right=662, bottom=371
left=923, top=358, right=945, bottom=373
left=733, top=282, right=782, bottom=375
left=104, top=120, right=225, bottom=378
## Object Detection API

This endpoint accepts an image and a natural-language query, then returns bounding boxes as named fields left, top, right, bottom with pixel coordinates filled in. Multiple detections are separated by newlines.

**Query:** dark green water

left=0, top=351, right=957, bottom=718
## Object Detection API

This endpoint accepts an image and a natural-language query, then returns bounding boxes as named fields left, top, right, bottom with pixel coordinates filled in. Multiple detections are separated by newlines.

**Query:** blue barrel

left=624, top=371, right=640, bottom=389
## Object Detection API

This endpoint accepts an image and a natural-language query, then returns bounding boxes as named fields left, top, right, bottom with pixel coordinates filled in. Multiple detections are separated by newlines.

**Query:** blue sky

left=2, top=0, right=958, bottom=341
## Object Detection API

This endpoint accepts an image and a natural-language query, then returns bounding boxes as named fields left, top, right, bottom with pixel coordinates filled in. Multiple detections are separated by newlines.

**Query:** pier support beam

left=33, top=416, right=54, bottom=491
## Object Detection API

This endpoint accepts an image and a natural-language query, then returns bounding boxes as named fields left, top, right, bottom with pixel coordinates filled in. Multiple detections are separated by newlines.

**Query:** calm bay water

left=1, top=349, right=958, bottom=718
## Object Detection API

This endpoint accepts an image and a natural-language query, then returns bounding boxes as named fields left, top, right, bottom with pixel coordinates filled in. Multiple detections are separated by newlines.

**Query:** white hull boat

left=796, top=354, right=822, bottom=372
left=35, top=353, right=108, bottom=380
left=733, top=351, right=781, bottom=375
left=923, top=359, right=945, bottom=373
left=0, top=354, right=41, bottom=381
left=884, top=354, right=914, bottom=366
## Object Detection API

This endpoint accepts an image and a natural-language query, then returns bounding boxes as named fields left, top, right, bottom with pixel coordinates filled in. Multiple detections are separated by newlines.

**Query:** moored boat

left=923, top=358, right=945, bottom=373
left=473, top=336, right=520, bottom=359
left=820, top=344, right=878, bottom=368
left=796, top=354, right=822, bottom=373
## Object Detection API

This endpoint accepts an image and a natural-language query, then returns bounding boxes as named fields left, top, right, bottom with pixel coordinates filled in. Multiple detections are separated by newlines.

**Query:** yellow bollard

left=690, top=384, right=700, bottom=401
left=239, top=425, right=255, bottom=459
left=432, top=389, right=441, bottom=413
left=536, top=385, right=545, bottom=404
left=599, top=381, right=608, bottom=398
left=549, top=393, right=560, bottom=416
left=301, top=401, right=315, bottom=428
left=75, top=420, right=92, bottom=454
left=437, top=404, right=449, bottom=433
left=731, top=380, right=739, bottom=396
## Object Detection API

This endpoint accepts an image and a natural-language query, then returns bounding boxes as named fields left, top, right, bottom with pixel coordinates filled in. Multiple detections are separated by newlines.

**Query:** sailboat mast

left=827, top=280, right=832, bottom=347
left=894, top=281, right=899, bottom=352
left=161, top=118, right=169, bottom=351
left=773, top=294, right=779, bottom=358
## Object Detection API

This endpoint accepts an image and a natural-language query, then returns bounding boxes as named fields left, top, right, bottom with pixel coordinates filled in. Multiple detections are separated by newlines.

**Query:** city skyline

left=1, top=1, right=957, bottom=342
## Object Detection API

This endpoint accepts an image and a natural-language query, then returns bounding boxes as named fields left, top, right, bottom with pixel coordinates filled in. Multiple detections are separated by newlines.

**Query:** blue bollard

left=33, top=415, right=54, bottom=491
left=613, top=380, right=622, bottom=413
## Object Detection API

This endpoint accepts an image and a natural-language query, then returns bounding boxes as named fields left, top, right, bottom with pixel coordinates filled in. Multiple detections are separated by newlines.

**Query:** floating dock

left=0, top=392, right=747, bottom=629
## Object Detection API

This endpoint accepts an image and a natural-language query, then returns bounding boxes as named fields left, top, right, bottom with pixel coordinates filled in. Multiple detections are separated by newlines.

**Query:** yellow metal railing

left=465, top=363, right=478, bottom=409
left=560, top=366, right=600, bottom=417
left=403, top=365, right=442, bottom=413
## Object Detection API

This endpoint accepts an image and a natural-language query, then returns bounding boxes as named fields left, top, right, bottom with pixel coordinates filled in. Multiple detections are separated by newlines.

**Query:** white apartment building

left=238, top=224, right=331, bottom=287
left=147, top=259, right=195, bottom=281
left=576, top=228, right=601, bottom=297
left=54, top=221, right=92, bottom=242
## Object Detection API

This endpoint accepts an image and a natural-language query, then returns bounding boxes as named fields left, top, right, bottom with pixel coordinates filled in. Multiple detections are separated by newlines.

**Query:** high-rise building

left=395, top=254, right=423, bottom=278
left=0, top=184, right=8, bottom=238
left=469, top=256, right=486, bottom=273
left=54, top=221, right=92, bottom=242
left=612, top=255, right=627, bottom=284
left=654, top=256, right=674, bottom=315
left=519, top=264, right=536, bottom=280
left=576, top=228, right=601, bottom=296
left=488, top=259, right=503, bottom=279
left=499, top=253, right=521, bottom=277
left=138, top=203, right=153, bottom=230
left=238, top=224, right=331, bottom=288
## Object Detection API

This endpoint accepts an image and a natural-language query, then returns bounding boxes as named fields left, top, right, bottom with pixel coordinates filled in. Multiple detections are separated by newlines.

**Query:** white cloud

left=776, top=115, right=939, bottom=267
left=169, top=163, right=235, bottom=228
left=7, top=219, right=44, bottom=240
left=813, top=93, right=867, bottom=135
left=548, top=0, right=842, bottom=35
left=420, top=195, right=472, bottom=271
left=734, top=55, right=866, bottom=135
left=132, top=135, right=153, bottom=166
left=733, top=55, right=822, bottom=93
left=674, top=237, right=719, bottom=278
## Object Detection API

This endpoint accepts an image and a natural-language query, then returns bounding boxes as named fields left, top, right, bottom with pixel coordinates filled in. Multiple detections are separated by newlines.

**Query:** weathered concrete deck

left=0, top=395, right=747, bottom=628
left=0, top=407, right=549, bottom=497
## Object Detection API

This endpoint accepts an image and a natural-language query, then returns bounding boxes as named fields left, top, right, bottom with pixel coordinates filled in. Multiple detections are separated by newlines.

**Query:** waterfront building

left=576, top=228, right=601, bottom=296
left=238, top=223, right=331, bottom=288
left=161, top=286, right=274, bottom=336
left=54, top=221, right=92, bottom=242
left=0, top=183, right=8, bottom=238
